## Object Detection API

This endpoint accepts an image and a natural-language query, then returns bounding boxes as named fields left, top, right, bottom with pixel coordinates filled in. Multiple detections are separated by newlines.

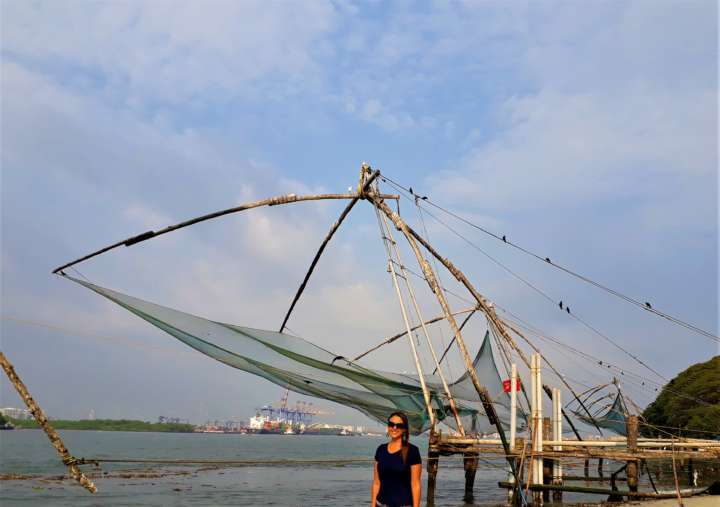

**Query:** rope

left=380, top=174, right=719, bottom=344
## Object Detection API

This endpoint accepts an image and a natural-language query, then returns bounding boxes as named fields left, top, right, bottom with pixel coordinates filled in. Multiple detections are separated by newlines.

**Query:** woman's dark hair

left=387, top=411, right=410, bottom=465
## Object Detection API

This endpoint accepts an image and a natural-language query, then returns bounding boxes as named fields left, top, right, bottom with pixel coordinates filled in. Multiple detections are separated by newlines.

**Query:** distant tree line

left=8, top=418, right=195, bottom=433
left=642, top=355, right=719, bottom=439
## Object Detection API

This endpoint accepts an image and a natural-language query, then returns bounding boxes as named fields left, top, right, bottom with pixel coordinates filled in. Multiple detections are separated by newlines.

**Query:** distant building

left=0, top=407, right=32, bottom=420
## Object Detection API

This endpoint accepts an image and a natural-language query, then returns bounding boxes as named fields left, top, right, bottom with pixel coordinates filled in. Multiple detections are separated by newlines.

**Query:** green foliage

left=8, top=418, right=194, bottom=433
left=642, top=356, right=720, bottom=439
left=0, top=413, right=9, bottom=426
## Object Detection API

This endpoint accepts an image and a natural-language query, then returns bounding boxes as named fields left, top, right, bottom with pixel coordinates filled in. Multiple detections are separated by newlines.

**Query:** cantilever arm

left=53, top=190, right=398, bottom=274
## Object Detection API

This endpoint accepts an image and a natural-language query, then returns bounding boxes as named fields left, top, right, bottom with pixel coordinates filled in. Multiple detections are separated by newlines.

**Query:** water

left=1, top=430, right=510, bottom=506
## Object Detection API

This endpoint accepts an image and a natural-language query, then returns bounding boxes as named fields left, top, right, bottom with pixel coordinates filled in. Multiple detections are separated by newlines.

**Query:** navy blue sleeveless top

left=375, top=443, right=422, bottom=506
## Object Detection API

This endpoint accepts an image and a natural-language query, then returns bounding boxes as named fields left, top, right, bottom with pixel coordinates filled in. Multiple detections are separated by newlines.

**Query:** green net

left=573, top=391, right=628, bottom=435
left=69, top=276, right=523, bottom=435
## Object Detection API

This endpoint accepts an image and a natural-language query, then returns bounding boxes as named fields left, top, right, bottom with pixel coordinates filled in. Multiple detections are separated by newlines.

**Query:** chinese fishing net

left=68, top=276, right=525, bottom=435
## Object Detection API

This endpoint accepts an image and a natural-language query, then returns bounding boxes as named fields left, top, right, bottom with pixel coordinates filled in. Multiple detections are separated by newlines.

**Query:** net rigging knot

left=62, top=456, right=80, bottom=466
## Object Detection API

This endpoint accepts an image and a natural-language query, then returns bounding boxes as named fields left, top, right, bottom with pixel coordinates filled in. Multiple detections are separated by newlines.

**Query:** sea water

left=0, top=429, right=625, bottom=506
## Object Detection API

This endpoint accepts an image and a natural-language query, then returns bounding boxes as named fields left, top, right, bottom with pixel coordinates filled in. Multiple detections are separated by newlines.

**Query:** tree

left=642, top=356, right=720, bottom=439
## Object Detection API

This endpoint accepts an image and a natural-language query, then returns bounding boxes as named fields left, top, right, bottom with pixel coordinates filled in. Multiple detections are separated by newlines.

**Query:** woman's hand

left=411, top=463, right=422, bottom=507
left=371, top=462, right=380, bottom=507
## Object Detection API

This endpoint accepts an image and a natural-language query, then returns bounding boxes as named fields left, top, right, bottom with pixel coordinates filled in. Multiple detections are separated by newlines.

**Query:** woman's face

left=387, top=415, right=406, bottom=438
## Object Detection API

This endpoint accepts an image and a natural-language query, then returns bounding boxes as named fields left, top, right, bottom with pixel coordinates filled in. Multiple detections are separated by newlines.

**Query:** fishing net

left=573, top=391, right=628, bottom=436
left=68, top=276, right=525, bottom=435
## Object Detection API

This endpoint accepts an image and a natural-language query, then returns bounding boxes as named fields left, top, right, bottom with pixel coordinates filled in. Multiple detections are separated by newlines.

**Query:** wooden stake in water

left=0, top=351, right=97, bottom=493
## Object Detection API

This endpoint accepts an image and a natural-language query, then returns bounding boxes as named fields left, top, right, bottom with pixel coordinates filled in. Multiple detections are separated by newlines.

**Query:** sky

left=1, top=1, right=718, bottom=428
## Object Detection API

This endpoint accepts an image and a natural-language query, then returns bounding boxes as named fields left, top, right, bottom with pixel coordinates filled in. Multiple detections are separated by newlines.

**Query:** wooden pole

left=53, top=190, right=399, bottom=274
left=375, top=208, right=437, bottom=429
left=279, top=169, right=380, bottom=332
left=370, top=197, right=517, bottom=462
left=0, top=352, right=97, bottom=493
left=354, top=307, right=475, bottom=363
left=671, top=439, right=685, bottom=507
left=626, top=415, right=639, bottom=493
left=427, top=431, right=440, bottom=506
left=542, top=417, right=552, bottom=503
left=378, top=209, right=464, bottom=433
left=552, top=387, right=563, bottom=503
left=464, top=451, right=479, bottom=503
left=370, top=195, right=521, bottom=503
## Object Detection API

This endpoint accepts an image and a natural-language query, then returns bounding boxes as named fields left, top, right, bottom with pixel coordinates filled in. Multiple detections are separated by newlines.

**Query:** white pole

left=510, top=363, right=517, bottom=451
left=535, top=353, right=543, bottom=487
left=555, top=388, right=563, bottom=481
left=529, top=353, right=537, bottom=486
left=552, top=388, right=560, bottom=482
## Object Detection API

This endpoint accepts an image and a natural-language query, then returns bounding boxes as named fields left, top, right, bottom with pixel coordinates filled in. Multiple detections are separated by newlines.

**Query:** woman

left=371, top=411, right=422, bottom=507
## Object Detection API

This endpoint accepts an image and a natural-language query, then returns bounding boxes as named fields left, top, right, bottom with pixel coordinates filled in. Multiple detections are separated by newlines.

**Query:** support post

left=464, top=452, right=479, bottom=503
left=552, top=387, right=563, bottom=503
left=530, top=353, right=544, bottom=505
left=542, top=417, right=552, bottom=503
left=510, top=363, right=518, bottom=450
left=626, top=415, right=639, bottom=493
left=0, top=352, right=97, bottom=493
left=427, top=430, right=440, bottom=507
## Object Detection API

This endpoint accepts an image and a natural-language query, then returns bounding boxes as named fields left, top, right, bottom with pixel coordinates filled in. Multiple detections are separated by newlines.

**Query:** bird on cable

left=331, top=355, right=348, bottom=365
left=545, top=257, right=551, bottom=263
left=502, top=235, right=507, bottom=242
left=645, top=302, right=652, bottom=309
left=559, top=301, right=563, bottom=310
left=566, top=306, right=570, bottom=314
left=409, top=187, right=414, bottom=195
left=421, top=196, right=428, bottom=200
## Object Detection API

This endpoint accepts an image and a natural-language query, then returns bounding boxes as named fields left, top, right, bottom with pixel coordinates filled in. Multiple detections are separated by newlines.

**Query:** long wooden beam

left=279, top=170, right=381, bottom=332
left=0, top=352, right=97, bottom=493
left=352, top=307, right=476, bottom=363
left=369, top=195, right=520, bottom=484
left=52, top=191, right=398, bottom=274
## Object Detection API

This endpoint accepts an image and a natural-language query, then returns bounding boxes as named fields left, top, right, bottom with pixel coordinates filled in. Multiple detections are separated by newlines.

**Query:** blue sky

left=1, top=1, right=717, bottom=427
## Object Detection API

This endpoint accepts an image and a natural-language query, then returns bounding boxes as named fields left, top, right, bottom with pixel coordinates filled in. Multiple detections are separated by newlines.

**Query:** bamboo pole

left=353, top=307, right=476, bottom=363
left=369, top=195, right=521, bottom=489
left=371, top=198, right=510, bottom=431
left=671, top=439, right=685, bottom=507
left=497, top=482, right=706, bottom=499
left=381, top=208, right=599, bottom=444
left=432, top=309, right=476, bottom=374
left=377, top=208, right=464, bottom=433
left=0, top=352, right=97, bottom=493
left=52, top=191, right=399, bottom=274
left=374, top=207, right=436, bottom=429
left=279, top=169, right=380, bottom=332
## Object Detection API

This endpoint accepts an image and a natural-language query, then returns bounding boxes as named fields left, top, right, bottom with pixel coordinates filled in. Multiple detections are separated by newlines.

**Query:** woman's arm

left=411, top=463, right=422, bottom=507
left=371, top=462, right=380, bottom=507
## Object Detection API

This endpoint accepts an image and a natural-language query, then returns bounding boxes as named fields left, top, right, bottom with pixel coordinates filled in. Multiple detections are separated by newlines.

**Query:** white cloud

left=2, top=1, right=338, bottom=105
